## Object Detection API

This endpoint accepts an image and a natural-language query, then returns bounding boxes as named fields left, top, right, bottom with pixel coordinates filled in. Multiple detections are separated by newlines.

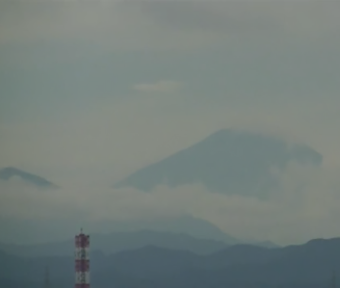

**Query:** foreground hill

left=0, top=238, right=339, bottom=288
left=0, top=167, right=58, bottom=188
left=115, top=129, right=322, bottom=198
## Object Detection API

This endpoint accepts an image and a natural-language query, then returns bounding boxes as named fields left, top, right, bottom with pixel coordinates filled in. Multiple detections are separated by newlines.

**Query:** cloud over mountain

left=1, top=162, right=340, bottom=246
left=115, top=129, right=322, bottom=199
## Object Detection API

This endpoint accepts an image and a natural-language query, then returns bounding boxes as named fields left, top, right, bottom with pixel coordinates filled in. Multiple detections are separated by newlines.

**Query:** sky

left=1, top=0, right=340, bottom=245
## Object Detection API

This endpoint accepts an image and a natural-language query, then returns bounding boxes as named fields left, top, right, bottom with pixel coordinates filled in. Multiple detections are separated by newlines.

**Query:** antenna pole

left=75, top=229, right=90, bottom=288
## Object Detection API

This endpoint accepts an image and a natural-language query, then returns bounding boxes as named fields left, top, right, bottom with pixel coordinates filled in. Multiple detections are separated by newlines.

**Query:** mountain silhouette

left=0, top=215, right=239, bottom=245
left=0, top=230, right=230, bottom=257
left=1, top=237, right=339, bottom=288
left=115, top=129, right=322, bottom=198
left=0, top=167, right=57, bottom=188
left=92, top=215, right=238, bottom=243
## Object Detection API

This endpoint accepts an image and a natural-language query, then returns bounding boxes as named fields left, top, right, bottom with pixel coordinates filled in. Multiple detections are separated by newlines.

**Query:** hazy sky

left=1, top=0, right=340, bottom=245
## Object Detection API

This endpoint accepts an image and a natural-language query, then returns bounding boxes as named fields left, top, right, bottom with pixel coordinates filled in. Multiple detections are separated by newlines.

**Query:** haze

left=1, top=0, right=340, bottom=246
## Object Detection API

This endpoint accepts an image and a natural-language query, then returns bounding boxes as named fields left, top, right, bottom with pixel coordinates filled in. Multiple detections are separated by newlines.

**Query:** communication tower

left=75, top=228, right=90, bottom=288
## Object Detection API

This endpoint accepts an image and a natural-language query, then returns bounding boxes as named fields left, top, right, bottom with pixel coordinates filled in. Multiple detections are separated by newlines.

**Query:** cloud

left=0, top=1, right=222, bottom=51
left=1, top=162, right=340, bottom=246
left=0, top=179, right=79, bottom=220
left=133, top=80, right=181, bottom=93
left=1, top=1, right=339, bottom=50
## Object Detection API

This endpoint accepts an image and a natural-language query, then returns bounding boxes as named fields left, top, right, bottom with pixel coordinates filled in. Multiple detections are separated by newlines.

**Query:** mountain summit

left=0, top=167, right=58, bottom=188
left=115, top=129, right=322, bottom=198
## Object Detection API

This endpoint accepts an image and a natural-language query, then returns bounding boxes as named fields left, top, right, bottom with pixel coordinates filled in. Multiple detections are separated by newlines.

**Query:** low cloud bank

left=1, top=162, right=340, bottom=245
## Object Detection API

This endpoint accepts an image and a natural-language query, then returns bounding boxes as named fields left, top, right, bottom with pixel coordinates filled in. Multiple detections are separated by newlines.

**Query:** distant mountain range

left=0, top=237, right=338, bottom=288
left=115, top=129, right=322, bottom=198
left=0, top=129, right=320, bottom=251
left=1, top=129, right=322, bottom=199
left=0, top=230, right=229, bottom=257
left=0, top=214, right=243, bottom=245
left=0, top=228, right=278, bottom=258
left=91, top=214, right=239, bottom=243
left=0, top=167, right=58, bottom=188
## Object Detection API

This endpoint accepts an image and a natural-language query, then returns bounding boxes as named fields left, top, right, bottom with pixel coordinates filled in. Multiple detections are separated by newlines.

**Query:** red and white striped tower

left=75, top=228, right=90, bottom=288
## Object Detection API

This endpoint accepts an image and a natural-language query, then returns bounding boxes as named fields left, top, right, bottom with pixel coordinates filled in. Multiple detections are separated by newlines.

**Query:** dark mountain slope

left=115, top=129, right=322, bottom=198
left=205, top=244, right=280, bottom=268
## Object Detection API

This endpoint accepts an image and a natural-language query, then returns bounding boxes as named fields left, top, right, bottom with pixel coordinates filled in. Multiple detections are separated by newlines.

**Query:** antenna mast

left=75, top=229, right=90, bottom=288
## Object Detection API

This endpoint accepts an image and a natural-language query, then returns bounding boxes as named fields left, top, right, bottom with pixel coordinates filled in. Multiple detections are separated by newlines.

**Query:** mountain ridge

left=115, top=129, right=322, bottom=198
left=0, top=230, right=230, bottom=257
left=0, top=214, right=240, bottom=245
left=0, top=237, right=339, bottom=288
left=0, top=167, right=58, bottom=188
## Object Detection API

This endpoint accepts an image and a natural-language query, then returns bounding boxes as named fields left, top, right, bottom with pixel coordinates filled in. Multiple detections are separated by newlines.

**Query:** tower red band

left=75, top=230, right=90, bottom=288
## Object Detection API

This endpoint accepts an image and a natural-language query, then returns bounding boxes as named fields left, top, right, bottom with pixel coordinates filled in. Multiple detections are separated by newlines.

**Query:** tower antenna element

left=75, top=229, right=90, bottom=288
